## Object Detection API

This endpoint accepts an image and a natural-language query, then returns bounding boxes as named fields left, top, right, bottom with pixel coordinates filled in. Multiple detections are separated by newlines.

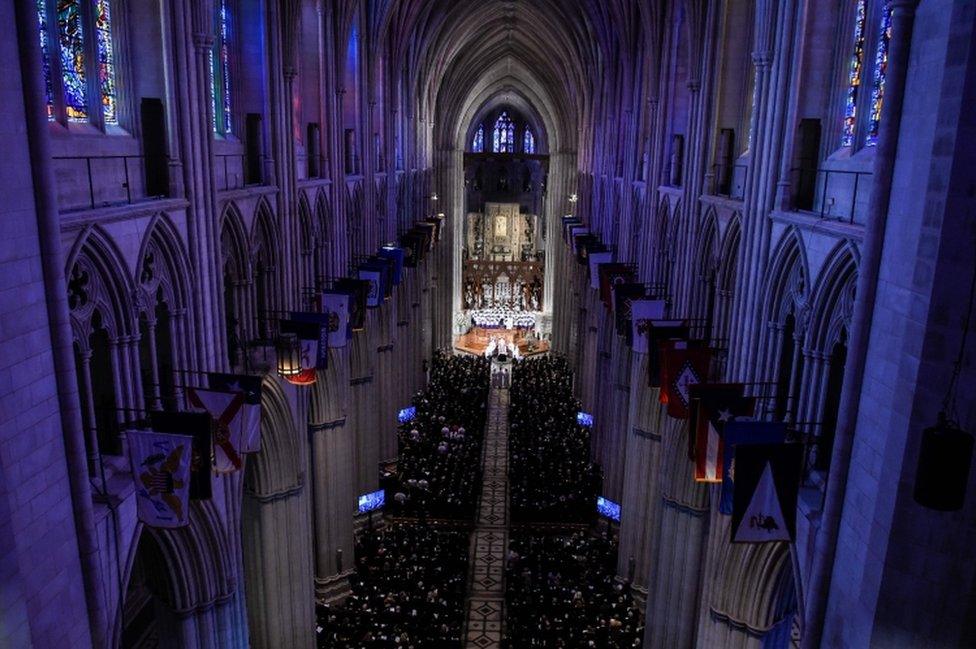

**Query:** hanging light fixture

left=276, top=333, right=302, bottom=379
left=915, top=413, right=973, bottom=511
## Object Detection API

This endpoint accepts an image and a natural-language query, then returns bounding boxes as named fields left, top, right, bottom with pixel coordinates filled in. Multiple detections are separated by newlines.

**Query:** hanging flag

left=416, top=222, right=437, bottom=250
left=719, top=421, right=787, bottom=514
left=425, top=215, right=443, bottom=242
left=187, top=387, right=246, bottom=473
left=588, top=250, right=613, bottom=289
left=569, top=223, right=591, bottom=249
left=335, top=278, right=368, bottom=331
left=127, top=429, right=193, bottom=528
left=614, top=283, right=646, bottom=338
left=282, top=313, right=330, bottom=370
left=149, top=411, right=213, bottom=500
left=400, top=231, right=423, bottom=267
left=646, top=320, right=689, bottom=387
left=363, top=256, right=394, bottom=300
left=562, top=218, right=583, bottom=243
left=207, top=372, right=263, bottom=454
left=573, top=233, right=597, bottom=265
left=598, top=264, right=635, bottom=310
left=659, top=340, right=711, bottom=419
left=378, top=246, right=405, bottom=285
left=631, top=300, right=668, bottom=354
left=690, top=383, right=755, bottom=482
left=731, top=443, right=802, bottom=543
left=358, top=263, right=384, bottom=308
left=321, top=289, right=351, bottom=347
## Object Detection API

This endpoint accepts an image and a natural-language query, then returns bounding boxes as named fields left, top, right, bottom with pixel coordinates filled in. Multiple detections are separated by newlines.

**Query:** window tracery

left=493, top=112, right=515, bottom=153
left=36, top=0, right=119, bottom=126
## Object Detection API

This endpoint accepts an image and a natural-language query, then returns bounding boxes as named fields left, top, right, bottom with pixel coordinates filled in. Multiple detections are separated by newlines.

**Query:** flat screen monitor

left=398, top=406, right=416, bottom=423
left=597, top=496, right=620, bottom=522
left=577, top=411, right=594, bottom=427
left=358, top=489, right=385, bottom=514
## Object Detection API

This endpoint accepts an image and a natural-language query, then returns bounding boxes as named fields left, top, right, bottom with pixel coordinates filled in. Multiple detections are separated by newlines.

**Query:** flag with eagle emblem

left=128, top=429, right=193, bottom=528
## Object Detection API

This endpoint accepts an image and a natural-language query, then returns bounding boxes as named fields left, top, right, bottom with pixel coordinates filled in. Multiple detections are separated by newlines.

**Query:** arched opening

left=89, top=313, right=121, bottom=455
left=252, top=203, right=279, bottom=341
left=819, top=331, right=848, bottom=470
left=774, top=313, right=797, bottom=421
left=120, top=531, right=171, bottom=648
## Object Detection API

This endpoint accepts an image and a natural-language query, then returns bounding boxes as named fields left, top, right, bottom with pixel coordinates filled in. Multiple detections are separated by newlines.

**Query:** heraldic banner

left=128, top=429, right=193, bottom=528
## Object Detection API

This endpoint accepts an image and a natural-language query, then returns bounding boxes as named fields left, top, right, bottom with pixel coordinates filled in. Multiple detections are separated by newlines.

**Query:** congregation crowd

left=509, top=356, right=600, bottom=523
left=390, top=351, right=490, bottom=519
left=504, top=532, right=645, bottom=648
left=316, top=523, right=470, bottom=647
left=319, top=351, right=642, bottom=647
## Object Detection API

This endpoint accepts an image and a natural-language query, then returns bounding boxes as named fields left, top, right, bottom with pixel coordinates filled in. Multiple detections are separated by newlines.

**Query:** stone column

left=308, top=346, right=355, bottom=601
left=617, top=352, right=666, bottom=605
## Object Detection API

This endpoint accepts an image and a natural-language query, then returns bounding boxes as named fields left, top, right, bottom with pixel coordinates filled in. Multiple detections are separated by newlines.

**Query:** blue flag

left=720, top=421, right=787, bottom=515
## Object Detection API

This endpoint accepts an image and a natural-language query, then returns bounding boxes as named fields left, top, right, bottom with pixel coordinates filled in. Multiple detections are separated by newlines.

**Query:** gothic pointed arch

left=759, top=230, right=811, bottom=420
left=220, top=203, right=251, bottom=365
left=251, top=199, right=281, bottom=340
left=808, top=243, right=860, bottom=355
left=703, top=540, right=796, bottom=647
left=118, top=501, right=238, bottom=648
left=66, top=226, right=137, bottom=344
left=297, top=193, right=316, bottom=298
left=66, top=227, right=139, bottom=460
left=135, top=215, right=196, bottom=410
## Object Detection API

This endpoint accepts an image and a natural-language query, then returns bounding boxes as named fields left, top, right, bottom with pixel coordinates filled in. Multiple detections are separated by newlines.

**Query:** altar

left=454, top=326, right=550, bottom=358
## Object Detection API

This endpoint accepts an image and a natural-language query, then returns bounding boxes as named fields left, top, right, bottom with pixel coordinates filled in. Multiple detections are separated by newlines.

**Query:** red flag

left=659, top=341, right=711, bottom=419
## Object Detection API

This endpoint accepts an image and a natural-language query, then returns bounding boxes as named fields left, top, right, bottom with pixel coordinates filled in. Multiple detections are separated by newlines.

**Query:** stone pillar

left=308, top=346, right=355, bottom=600
left=617, top=352, right=666, bottom=603
left=645, top=415, right=710, bottom=649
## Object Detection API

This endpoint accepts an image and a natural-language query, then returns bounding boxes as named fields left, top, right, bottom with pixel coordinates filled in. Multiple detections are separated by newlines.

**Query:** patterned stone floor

left=463, top=387, right=509, bottom=648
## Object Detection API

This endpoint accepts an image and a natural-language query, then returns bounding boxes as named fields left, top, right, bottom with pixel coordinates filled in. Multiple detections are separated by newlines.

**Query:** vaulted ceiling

left=370, top=0, right=666, bottom=154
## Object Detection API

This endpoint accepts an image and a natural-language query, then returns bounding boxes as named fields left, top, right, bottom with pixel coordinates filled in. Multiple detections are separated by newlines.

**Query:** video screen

left=398, top=406, right=417, bottom=423
left=358, top=489, right=385, bottom=514
left=596, top=496, right=620, bottom=522
left=577, top=411, right=594, bottom=427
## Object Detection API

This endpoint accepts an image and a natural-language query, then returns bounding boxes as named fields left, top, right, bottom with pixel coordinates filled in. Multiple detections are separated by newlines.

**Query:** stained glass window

left=95, top=0, right=117, bottom=124
left=57, top=0, right=88, bottom=122
left=866, top=3, right=892, bottom=146
left=841, top=0, right=867, bottom=147
left=37, top=0, right=55, bottom=120
left=472, top=125, right=484, bottom=152
left=211, top=0, right=233, bottom=134
left=523, top=127, right=535, bottom=154
left=36, top=0, right=120, bottom=126
left=493, top=112, right=514, bottom=153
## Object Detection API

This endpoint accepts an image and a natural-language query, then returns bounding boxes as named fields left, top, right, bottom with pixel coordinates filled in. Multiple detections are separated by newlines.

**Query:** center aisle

left=463, top=385, right=510, bottom=648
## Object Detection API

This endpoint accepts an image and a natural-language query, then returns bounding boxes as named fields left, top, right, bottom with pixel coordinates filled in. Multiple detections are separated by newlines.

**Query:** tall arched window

left=36, top=0, right=119, bottom=126
left=472, top=125, right=485, bottom=152
left=523, top=127, right=536, bottom=154
left=841, top=0, right=867, bottom=147
left=211, top=0, right=233, bottom=135
left=493, top=112, right=515, bottom=153
left=866, top=3, right=892, bottom=146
